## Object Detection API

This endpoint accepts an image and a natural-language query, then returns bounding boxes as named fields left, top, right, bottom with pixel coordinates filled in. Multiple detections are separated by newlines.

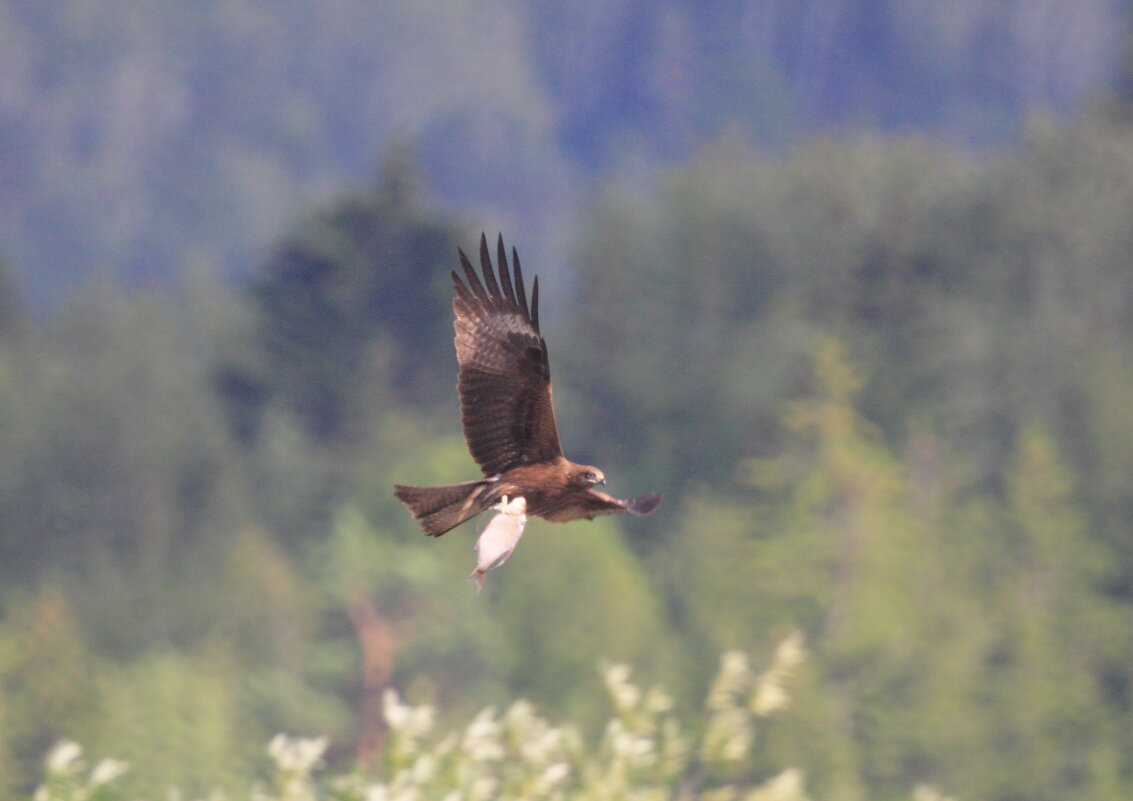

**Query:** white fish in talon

left=470, top=496, right=527, bottom=591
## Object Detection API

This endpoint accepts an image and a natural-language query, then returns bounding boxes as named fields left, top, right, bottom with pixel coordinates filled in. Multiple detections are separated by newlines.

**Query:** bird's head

left=572, top=465, right=606, bottom=489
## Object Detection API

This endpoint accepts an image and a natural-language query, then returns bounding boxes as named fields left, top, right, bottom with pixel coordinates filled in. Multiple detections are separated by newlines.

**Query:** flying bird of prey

left=394, top=233, right=661, bottom=538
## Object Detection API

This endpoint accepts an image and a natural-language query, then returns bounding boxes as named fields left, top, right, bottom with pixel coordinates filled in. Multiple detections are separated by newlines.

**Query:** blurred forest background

left=3, top=1, right=1133, bottom=799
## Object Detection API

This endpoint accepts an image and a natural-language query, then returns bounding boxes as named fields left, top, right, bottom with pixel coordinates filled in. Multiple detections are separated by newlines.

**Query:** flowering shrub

left=32, top=634, right=956, bottom=801
left=33, top=742, right=128, bottom=801
left=328, top=636, right=811, bottom=801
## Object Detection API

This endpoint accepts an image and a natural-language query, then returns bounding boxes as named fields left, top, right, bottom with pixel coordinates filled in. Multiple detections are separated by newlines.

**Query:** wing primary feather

left=478, top=233, right=503, bottom=305
left=496, top=234, right=516, bottom=304
left=531, top=275, right=540, bottom=332
left=451, top=270, right=473, bottom=303
left=458, top=248, right=487, bottom=304
left=512, top=247, right=529, bottom=324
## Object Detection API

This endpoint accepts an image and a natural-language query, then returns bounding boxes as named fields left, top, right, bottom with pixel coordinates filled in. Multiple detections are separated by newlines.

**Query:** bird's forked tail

left=393, top=480, right=497, bottom=537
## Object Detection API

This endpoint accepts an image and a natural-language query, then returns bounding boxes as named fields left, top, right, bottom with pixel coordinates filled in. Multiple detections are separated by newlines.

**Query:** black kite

left=394, top=234, right=661, bottom=537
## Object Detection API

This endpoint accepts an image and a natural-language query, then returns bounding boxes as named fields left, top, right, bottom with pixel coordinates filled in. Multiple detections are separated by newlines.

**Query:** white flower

left=463, top=709, right=504, bottom=762
left=701, top=708, right=752, bottom=763
left=721, top=726, right=752, bottom=761
left=405, top=705, right=435, bottom=739
left=745, top=768, right=809, bottom=801
left=383, top=689, right=411, bottom=729
left=533, top=761, right=572, bottom=795
left=645, top=686, right=674, bottom=714
left=364, top=784, right=390, bottom=801
left=90, top=758, right=130, bottom=786
left=604, top=663, right=642, bottom=712
left=913, top=784, right=956, bottom=801
left=468, top=777, right=498, bottom=801
left=751, top=632, right=806, bottom=716
left=707, top=652, right=753, bottom=711
left=465, top=708, right=500, bottom=741
left=520, top=725, right=564, bottom=764
left=268, top=734, right=328, bottom=773
left=505, top=699, right=537, bottom=728
left=382, top=690, right=434, bottom=738
left=45, top=741, right=83, bottom=774
left=774, top=631, right=806, bottom=670
left=411, top=753, right=437, bottom=784
left=750, top=682, right=790, bottom=716
left=606, top=719, right=656, bottom=767
left=721, top=651, right=751, bottom=680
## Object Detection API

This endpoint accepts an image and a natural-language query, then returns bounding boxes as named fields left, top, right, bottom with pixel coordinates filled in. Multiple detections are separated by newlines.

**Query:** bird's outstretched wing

left=540, top=490, right=663, bottom=523
left=452, top=234, right=563, bottom=476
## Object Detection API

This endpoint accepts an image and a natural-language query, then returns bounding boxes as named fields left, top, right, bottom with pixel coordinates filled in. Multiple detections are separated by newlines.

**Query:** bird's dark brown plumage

left=394, top=233, right=660, bottom=537
left=452, top=234, right=560, bottom=476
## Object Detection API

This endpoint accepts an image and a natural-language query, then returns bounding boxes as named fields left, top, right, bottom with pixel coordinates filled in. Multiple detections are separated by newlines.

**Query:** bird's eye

left=584, top=471, right=596, bottom=482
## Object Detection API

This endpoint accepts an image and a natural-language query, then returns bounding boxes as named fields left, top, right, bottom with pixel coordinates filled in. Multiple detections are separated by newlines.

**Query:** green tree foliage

left=563, top=115, right=1133, bottom=537
left=6, top=85, right=1133, bottom=801
left=81, top=649, right=256, bottom=799
left=0, top=588, right=98, bottom=796
left=1075, top=344, right=1133, bottom=581
left=0, top=289, right=244, bottom=609
left=560, top=134, right=978, bottom=508
left=975, top=428, right=1126, bottom=801
left=658, top=344, right=1132, bottom=801
left=244, top=150, right=463, bottom=442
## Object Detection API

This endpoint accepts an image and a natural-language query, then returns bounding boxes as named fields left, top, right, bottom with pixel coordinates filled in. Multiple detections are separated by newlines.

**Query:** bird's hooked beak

left=580, top=467, right=606, bottom=488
